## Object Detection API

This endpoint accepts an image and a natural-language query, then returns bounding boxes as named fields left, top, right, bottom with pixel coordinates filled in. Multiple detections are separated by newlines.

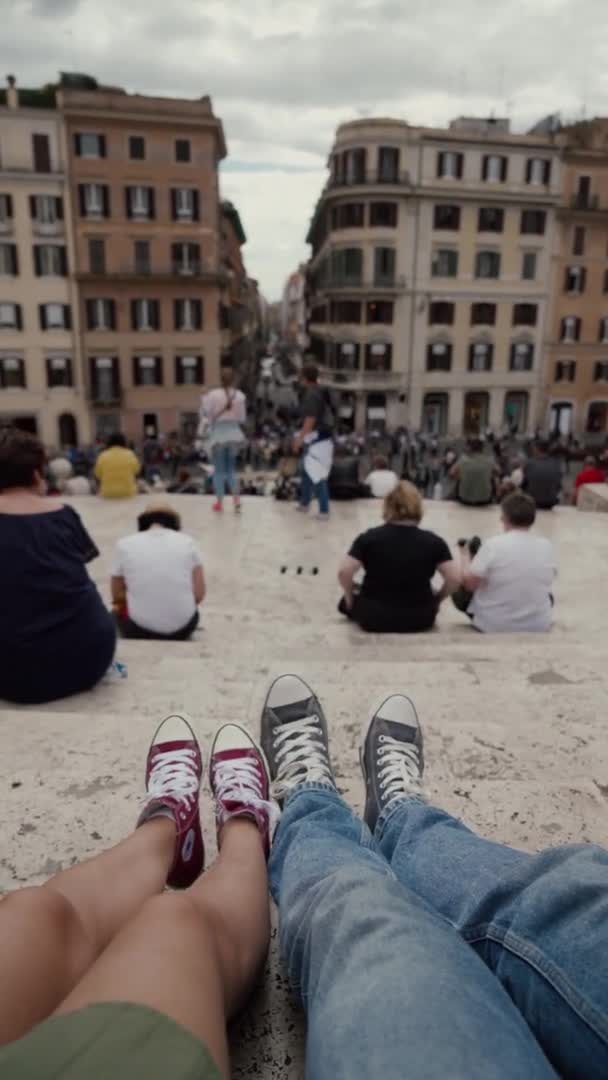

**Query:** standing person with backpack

left=200, top=368, right=247, bottom=513
left=293, top=362, right=335, bottom=520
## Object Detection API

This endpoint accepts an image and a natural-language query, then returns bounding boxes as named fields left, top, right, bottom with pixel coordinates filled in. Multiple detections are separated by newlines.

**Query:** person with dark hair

left=111, top=501, right=205, bottom=640
left=94, top=432, right=140, bottom=498
left=294, top=362, right=335, bottom=519
left=450, top=439, right=496, bottom=506
left=453, top=492, right=557, bottom=632
left=0, top=427, right=116, bottom=704
left=523, top=440, right=562, bottom=510
left=200, top=368, right=247, bottom=514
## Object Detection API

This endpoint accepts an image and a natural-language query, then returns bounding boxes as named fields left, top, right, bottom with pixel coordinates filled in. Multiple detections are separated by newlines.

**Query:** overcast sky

left=5, top=0, right=608, bottom=298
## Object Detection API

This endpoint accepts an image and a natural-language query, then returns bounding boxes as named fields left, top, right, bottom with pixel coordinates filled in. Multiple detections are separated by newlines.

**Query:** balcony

left=77, top=263, right=228, bottom=286
left=559, top=194, right=608, bottom=216
left=32, top=220, right=64, bottom=238
left=320, top=367, right=403, bottom=390
left=89, top=386, right=122, bottom=407
left=327, top=170, right=412, bottom=189
left=315, top=275, right=407, bottom=295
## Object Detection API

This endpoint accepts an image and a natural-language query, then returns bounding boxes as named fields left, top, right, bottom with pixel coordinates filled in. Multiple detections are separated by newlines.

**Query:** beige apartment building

left=307, top=116, right=562, bottom=435
left=544, top=119, right=608, bottom=439
left=0, top=77, right=89, bottom=447
left=58, top=81, right=227, bottom=441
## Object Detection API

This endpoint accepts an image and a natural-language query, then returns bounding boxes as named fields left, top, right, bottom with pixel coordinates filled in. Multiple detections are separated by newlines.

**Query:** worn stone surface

left=1, top=496, right=607, bottom=1076
left=578, top=482, right=608, bottom=512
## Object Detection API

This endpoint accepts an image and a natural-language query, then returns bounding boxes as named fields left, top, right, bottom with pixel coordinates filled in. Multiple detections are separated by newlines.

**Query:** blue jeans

left=300, top=468, right=329, bottom=514
left=270, top=785, right=608, bottom=1079
left=212, top=444, right=239, bottom=501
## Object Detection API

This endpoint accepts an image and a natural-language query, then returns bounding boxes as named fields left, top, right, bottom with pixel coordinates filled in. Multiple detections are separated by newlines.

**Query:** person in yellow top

left=95, top=433, right=140, bottom=498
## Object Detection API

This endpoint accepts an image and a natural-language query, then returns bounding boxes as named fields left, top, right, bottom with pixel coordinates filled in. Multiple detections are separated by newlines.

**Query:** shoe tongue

left=153, top=739, right=192, bottom=756
left=214, top=748, right=256, bottom=763
left=276, top=700, right=314, bottom=725
left=381, top=719, right=417, bottom=745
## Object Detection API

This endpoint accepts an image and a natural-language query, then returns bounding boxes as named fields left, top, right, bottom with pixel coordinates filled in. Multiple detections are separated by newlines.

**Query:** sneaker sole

left=209, top=722, right=271, bottom=790
left=358, top=694, right=421, bottom=785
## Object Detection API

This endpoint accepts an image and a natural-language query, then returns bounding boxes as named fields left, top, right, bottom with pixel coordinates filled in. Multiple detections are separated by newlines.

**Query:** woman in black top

left=0, top=428, right=116, bottom=704
left=338, top=480, right=459, bottom=633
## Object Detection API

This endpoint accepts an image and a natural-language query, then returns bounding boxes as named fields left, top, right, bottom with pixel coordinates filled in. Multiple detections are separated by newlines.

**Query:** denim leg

left=212, top=445, right=226, bottom=500
left=377, top=798, right=608, bottom=1079
left=225, top=446, right=239, bottom=496
left=270, top=785, right=554, bottom=1080
left=315, top=478, right=329, bottom=513
left=299, top=466, right=312, bottom=508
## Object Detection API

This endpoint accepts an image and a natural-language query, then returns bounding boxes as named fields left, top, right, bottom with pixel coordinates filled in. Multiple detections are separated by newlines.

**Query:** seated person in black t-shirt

left=337, top=481, right=460, bottom=633
left=0, top=427, right=116, bottom=704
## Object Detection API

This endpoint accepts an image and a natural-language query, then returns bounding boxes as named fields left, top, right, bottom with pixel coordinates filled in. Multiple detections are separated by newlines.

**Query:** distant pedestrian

left=201, top=368, right=247, bottom=513
left=294, top=362, right=335, bottom=520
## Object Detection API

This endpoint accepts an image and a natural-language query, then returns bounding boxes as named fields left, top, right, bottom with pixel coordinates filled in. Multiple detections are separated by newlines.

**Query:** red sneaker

left=212, top=501, right=223, bottom=513
left=209, top=724, right=280, bottom=858
left=138, top=715, right=204, bottom=889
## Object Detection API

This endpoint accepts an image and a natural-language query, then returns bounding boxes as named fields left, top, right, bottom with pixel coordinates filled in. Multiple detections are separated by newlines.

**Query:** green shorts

left=0, top=1002, right=222, bottom=1079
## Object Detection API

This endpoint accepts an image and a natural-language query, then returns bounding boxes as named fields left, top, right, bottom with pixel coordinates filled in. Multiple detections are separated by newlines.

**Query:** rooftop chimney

left=6, top=75, right=18, bottom=109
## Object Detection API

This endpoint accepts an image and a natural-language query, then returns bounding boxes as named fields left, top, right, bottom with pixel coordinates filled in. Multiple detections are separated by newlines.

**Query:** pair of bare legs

left=0, top=813, right=268, bottom=1078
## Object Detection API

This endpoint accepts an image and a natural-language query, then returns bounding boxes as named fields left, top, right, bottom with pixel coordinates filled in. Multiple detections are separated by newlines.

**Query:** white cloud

left=3, top=0, right=608, bottom=297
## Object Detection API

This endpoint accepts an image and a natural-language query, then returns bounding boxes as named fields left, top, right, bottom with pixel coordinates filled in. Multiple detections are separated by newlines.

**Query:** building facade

left=544, top=119, right=608, bottom=439
left=281, top=265, right=308, bottom=353
left=306, top=116, right=562, bottom=435
left=0, top=77, right=90, bottom=447
left=58, top=81, right=227, bottom=442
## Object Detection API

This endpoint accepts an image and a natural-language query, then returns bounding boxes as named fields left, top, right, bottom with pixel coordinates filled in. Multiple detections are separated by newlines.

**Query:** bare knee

left=2, top=886, right=94, bottom=973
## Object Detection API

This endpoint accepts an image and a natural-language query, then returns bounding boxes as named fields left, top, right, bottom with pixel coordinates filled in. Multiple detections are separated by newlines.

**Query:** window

left=369, top=202, right=398, bottom=227
left=431, top=249, right=458, bottom=277
left=555, top=360, right=576, bottom=382
left=599, top=317, right=608, bottom=344
left=335, top=342, right=360, bottom=370
left=30, top=195, right=63, bottom=225
left=429, top=302, right=454, bottom=325
left=129, top=135, right=145, bottom=160
left=577, top=175, right=592, bottom=208
left=126, top=186, right=155, bottom=220
left=426, top=342, right=452, bottom=371
left=329, top=247, right=362, bottom=285
left=74, top=133, right=106, bottom=158
left=0, top=244, right=18, bottom=275
left=330, top=203, right=365, bottom=229
left=32, top=133, right=50, bottom=173
left=33, top=244, right=67, bottom=276
left=0, top=194, right=13, bottom=224
left=346, top=148, right=366, bottom=184
left=366, top=301, right=393, bottom=324
left=171, top=188, right=200, bottom=222
left=433, top=204, right=460, bottom=230
left=469, top=342, right=494, bottom=372
left=79, top=183, right=110, bottom=218
left=175, top=139, right=191, bottom=163
left=172, top=242, right=201, bottom=275
left=330, top=300, right=362, bottom=324
left=521, top=209, right=546, bottom=235
left=471, top=302, right=496, bottom=325
left=374, top=247, right=396, bottom=285
left=561, top=316, right=581, bottom=342
left=573, top=226, right=585, bottom=256
left=478, top=207, right=504, bottom=232
left=90, top=356, right=120, bottom=402
left=131, top=299, right=160, bottom=331
left=512, top=303, right=538, bottom=327
left=310, top=304, right=326, bottom=324
left=604, top=269, right=608, bottom=294
left=174, top=298, right=203, bottom=330
left=46, top=355, right=73, bottom=387
left=564, top=265, right=586, bottom=294
left=378, top=146, right=400, bottom=182
left=133, top=355, right=163, bottom=386
left=39, top=303, right=71, bottom=330
left=134, top=240, right=150, bottom=274
left=364, top=343, right=392, bottom=371
left=522, top=251, right=537, bottom=281
left=88, top=238, right=106, bottom=275
left=86, top=298, right=116, bottom=331
left=175, top=355, right=204, bottom=385
left=510, top=342, right=534, bottom=371
left=0, top=356, right=25, bottom=388
left=482, top=155, right=508, bottom=182
left=0, top=302, right=22, bottom=329
left=437, top=151, right=463, bottom=179
left=526, top=158, right=551, bottom=185
left=475, top=250, right=501, bottom=279
left=594, top=362, right=608, bottom=381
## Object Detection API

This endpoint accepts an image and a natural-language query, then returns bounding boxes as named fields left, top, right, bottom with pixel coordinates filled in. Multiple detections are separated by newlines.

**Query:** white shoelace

left=377, top=735, right=422, bottom=801
left=148, top=748, right=199, bottom=800
left=272, top=715, right=332, bottom=798
left=213, top=757, right=280, bottom=832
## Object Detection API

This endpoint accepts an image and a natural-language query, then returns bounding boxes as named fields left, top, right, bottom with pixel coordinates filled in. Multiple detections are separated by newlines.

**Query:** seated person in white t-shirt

left=452, top=492, right=556, bottom=633
left=110, top=502, right=205, bottom=640
left=365, top=455, right=399, bottom=499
